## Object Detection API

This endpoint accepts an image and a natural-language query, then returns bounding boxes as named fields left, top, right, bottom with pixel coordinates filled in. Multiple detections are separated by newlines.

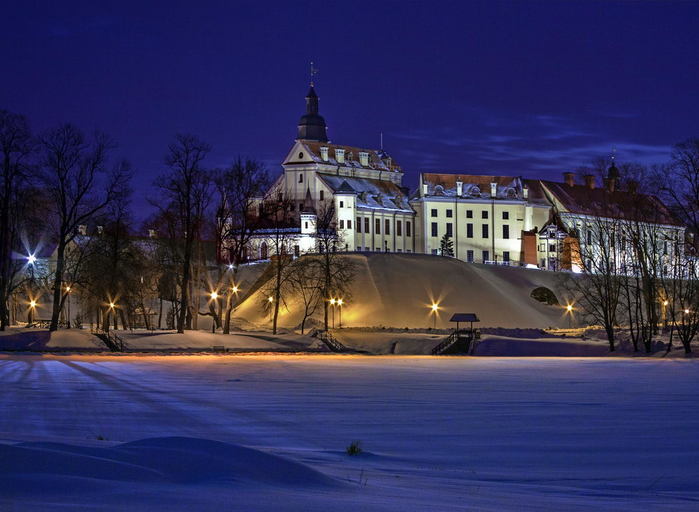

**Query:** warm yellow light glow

left=566, top=304, right=573, bottom=312
left=210, top=291, right=219, bottom=300
left=109, top=302, right=116, bottom=309
left=65, top=286, right=71, bottom=293
left=685, top=308, right=690, bottom=314
left=268, top=296, right=274, bottom=303
left=337, top=298, right=344, bottom=306
left=663, top=300, right=669, bottom=306
left=330, top=298, right=337, bottom=306
left=29, top=300, right=36, bottom=308
left=231, top=286, right=239, bottom=293
left=431, top=303, right=439, bottom=312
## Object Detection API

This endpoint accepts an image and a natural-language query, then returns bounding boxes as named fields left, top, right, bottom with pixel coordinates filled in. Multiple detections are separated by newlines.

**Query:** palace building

left=244, top=83, right=684, bottom=273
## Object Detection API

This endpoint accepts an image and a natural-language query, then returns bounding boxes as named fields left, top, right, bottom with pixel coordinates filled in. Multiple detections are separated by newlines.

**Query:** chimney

left=422, top=182, right=428, bottom=196
left=455, top=177, right=463, bottom=197
left=523, top=185, right=529, bottom=199
left=148, top=229, right=157, bottom=238
left=627, top=180, right=638, bottom=194
left=320, top=146, right=329, bottom=162
left=563, top=172, right=575, bottom=187
left=490, top=182, right=497, bottom=198
left=583, top=175, right=595, bottom=190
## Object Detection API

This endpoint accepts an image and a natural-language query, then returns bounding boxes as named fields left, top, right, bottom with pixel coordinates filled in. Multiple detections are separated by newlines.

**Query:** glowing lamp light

left=231, top=286, right=239, bottom=293
left=268, top=296, right=274, bottom=303
left=29, top=300, right=37, bottom=308
left=109, top=302, right=116, bottom=309
left=566, top=304, right=573, bottom=312
left=65, top=286, right=71, bottom=293
left=210, top=291, right=219, bottom=300
left=227, top=264, right=234, bottom=270
left=330, top=298, right=337, bottom=306
left=27, top=254, right=37, bottom=265
left=684, top=308, right=690, bottom=314
left=431, top=303, right=439, bottom=312
left=337, top=299, right=344, bottom=306
left=663, top=300, right=669, bottom=306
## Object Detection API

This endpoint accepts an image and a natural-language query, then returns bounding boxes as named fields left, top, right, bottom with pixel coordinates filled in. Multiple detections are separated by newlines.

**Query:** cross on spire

left=310, top=61, right=318, bottom=86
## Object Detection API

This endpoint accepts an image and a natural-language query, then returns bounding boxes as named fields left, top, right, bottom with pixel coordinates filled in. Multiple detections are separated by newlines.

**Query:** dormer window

left=359, top=152, right=369, bottom=166
left=320, top=146, right=329, bottom=161
left=335, top=148, right=345, bottom=163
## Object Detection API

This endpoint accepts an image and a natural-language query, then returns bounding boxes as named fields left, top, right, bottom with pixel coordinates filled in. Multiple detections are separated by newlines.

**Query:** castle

left=245, top=84, right=685, bottom=272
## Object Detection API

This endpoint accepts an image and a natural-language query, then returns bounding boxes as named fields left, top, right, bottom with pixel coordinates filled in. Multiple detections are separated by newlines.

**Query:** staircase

left=316, top=330, right=351, bottom=353
left=432, top=330, right=474, bottom=355
left=92, top=328, right=127, bottom=352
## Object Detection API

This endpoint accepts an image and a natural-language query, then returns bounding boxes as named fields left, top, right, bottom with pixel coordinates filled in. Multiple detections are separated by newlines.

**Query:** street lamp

left=26, top=253, right=36, bottom=265
left=28, top=299, right=36, bottom=326
left=430, top=303, right=439, bottom=330
left=565, top=304, right=574, bottom=329
left=337, top=298, right=344, bottom=328
left=210, top=291, right=219, bottom=300
left=65, top=285, right=72, bottom=328
left=329, top=298, right=337, bottom=328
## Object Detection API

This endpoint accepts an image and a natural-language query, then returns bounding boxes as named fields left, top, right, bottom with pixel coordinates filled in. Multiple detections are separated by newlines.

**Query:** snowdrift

left=235, top=253, right=575, bottom=329
left=0, top=437, right=338, bottom=493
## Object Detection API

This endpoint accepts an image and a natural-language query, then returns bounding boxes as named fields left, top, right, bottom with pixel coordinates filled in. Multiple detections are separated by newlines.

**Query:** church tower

left=297, top=85, right=328, bottom=142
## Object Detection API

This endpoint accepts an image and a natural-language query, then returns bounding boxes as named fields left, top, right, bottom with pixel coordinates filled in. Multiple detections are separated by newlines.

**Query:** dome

left=297, top=85, right=328, bottom=142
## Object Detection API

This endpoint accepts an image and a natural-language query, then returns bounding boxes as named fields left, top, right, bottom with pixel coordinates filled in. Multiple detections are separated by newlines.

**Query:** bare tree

left=0, top=110, right=34, bottom=329
left=213, top=158, right=269, bottom=333
left=315, top=202, right=357, bottom=330
left=39, top=124, right=129, bottom=331
left=155, top=134, right=211, bottom=333
left=283, top=256, right=323, bottom=333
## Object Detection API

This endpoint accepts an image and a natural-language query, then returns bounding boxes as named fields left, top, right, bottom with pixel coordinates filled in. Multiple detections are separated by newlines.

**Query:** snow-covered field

left=1, top=355, right=698, bottom=511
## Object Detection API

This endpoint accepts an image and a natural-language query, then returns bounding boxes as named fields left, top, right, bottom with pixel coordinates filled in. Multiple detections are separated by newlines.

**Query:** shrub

left=346, top=440, right=362, bottom=456
left=530, top=286, right=559, bottom=305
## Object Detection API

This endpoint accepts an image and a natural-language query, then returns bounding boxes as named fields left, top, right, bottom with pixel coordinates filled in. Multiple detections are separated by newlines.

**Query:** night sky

left=3, top=1, right=698, bottom=217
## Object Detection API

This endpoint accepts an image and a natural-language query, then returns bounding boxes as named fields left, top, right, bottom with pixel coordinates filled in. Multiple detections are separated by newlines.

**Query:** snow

left=1, top=354, right=699, bottom=510
left=234, top=253, right=576, bottom=331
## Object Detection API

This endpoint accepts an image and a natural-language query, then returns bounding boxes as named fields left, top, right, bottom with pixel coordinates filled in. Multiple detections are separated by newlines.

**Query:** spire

left=607, top=146, right=620, bottom=180
left=297, top=79, right=328, bottom=142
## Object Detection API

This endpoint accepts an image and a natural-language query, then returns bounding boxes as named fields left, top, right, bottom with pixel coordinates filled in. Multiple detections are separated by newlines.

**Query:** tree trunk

left=49, top=241, right=67, bottom=331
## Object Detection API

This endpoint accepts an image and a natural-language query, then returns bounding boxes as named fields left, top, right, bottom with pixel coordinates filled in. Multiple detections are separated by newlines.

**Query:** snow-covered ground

left=1, top=355, right=698, bottom=511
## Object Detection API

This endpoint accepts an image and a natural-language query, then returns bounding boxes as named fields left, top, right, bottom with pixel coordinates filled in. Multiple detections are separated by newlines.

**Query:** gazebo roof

left=449, top=313, right=480, bottom=323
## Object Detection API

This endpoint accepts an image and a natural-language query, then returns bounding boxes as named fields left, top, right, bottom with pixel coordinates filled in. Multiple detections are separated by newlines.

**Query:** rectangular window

left=294, top=245, right=300, bottom=257
left=431, top=222, right=438, bottom=237
left=406, top=221, right=412, bottom=237
left=482, top=250, right=490, bottom=262
left=431, top=249, right=438, bottom=255
left=503, top=251, right=510, bottom=262
left=397, top=220, right=402, bottom=236
left=339, top=219, right=345, bottom=229
left=298, top=173, right=303, bottom=183
left=375, top=218, right=381, bottom=234
left=356, top=217, right=362, bottom=233
left=319, top=190, right=324, bottom=201
left=385, top=219, right=390, bottom=235
left=503, top=225, right=510, bottom=239
left=365, top=217, right=370, bottom=233
left=339, top=200, right=344, bottom=208
left=357, top=246, right=361, bottom=251
left=549, top=244, right=556, bottom=252
left=431, top=209, right=438, bottom=217
left=466, top=210, right=473, bottom=218
left=446, top=222, right=453, bottom=237
left=482, top=224, right=489, bottom=238
left=365, top=246, right=369, bottom=251
left=467, top=223, right=473, bottom=238
left=587, top=230, right=592, bottom=245
left=299, top=202, right=303, bottom=211
left=467, top=250, right=474, bottom=262
left=502, top=211, right=509, bottom=220
left=446, top=209, right=453, bottom=218
left=482, top=210, right=488, bottom=219
left=347, top=220, right=352, bottom=229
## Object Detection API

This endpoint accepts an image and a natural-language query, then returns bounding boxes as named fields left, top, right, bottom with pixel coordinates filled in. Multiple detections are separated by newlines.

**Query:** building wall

left=353, top=210, right=415, bottom=252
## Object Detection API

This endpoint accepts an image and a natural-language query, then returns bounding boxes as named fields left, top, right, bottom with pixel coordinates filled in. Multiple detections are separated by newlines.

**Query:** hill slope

left=234, top=253, right=576, bottom=329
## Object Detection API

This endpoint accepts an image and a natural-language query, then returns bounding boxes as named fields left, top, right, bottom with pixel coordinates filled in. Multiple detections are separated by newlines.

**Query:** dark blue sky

left=3, top=1, right=698, bottom=216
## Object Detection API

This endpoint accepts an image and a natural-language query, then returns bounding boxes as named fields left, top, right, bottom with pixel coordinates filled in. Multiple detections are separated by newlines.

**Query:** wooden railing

left=316, top=330, right=350, bottom=353
left=431, top=331, right=459, bottom=355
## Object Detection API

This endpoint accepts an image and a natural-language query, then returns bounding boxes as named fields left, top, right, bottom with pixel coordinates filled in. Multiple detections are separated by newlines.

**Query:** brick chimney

left=583, top=174, right=595, bottom=190
left=563, top=172, right=575, bottom=187
left=627, top=180, right=638, bottom=194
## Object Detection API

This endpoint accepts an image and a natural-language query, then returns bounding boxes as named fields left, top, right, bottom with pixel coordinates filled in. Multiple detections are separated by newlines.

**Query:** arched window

left=260, top=242, right=268, bottom=260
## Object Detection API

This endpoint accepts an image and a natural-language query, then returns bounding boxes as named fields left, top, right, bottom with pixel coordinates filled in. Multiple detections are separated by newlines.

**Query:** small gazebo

left=449, top=313, right=480, bottom=338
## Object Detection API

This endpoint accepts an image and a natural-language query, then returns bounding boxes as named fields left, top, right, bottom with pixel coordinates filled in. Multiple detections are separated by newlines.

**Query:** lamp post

left=329, top=298, right=337, bottom=329
left=430, top=303, right=439, bottom=330
left=565, top=304, right=574, bottom=329
left=210, top=291, right=219, bottom=333
left=65, top=285, right=72, bottom=328
left=662, top=300, right=669, bottom=328
left=107, top=301, right=116, bottom=332
left=28, top=300, right=36, bottom=327
left=337, top=298, right=343, bottom=328
left=268, top=296, right=274, bottom=322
